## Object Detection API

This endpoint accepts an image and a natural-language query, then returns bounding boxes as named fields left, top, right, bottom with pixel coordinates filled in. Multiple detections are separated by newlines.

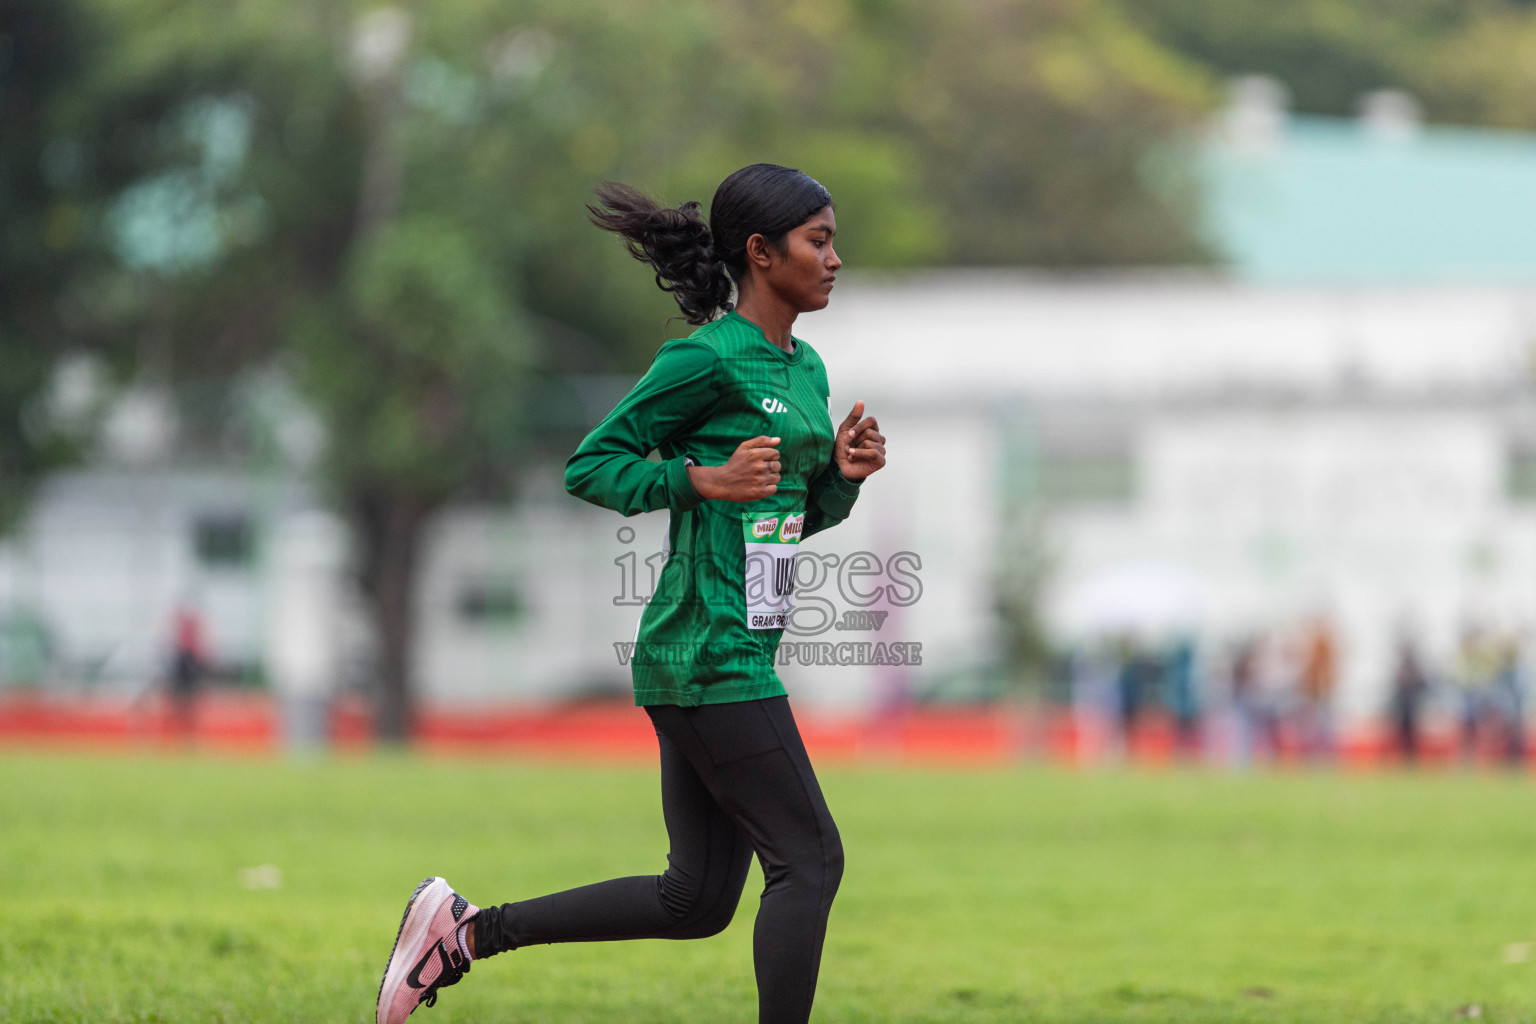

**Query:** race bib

left=742, top=511, right=804, bottom=630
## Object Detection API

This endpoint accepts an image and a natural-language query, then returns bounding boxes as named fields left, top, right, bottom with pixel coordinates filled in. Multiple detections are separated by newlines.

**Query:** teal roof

left=1200, top=115, right=1536, bottom=283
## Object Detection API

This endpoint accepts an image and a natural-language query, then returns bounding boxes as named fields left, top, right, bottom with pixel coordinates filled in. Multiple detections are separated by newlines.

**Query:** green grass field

left=2, top=752, right=1534, bottom=1023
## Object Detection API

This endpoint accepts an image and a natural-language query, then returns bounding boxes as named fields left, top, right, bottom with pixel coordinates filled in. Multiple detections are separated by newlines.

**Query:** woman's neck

left=733, top=279, right=796, bottom=352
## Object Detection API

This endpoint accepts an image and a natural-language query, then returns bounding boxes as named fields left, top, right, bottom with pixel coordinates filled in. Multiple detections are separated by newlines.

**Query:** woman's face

left=758, top=206, right=840, bottom=313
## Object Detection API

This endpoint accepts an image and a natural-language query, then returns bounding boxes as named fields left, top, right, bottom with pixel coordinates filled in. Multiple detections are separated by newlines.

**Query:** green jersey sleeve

left=802, top=462, right=862, bottom=539
left=564, top=339, right=719, bottom=516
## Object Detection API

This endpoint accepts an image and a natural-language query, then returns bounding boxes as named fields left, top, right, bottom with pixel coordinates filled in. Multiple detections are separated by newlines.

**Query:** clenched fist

left=686, top=436, right=782, bottom=503
left=833, top=401, right=886, bottom=481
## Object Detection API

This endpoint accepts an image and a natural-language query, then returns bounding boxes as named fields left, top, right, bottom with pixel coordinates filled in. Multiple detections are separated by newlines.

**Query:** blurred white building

left=811, top=274, right=1536, bottom=720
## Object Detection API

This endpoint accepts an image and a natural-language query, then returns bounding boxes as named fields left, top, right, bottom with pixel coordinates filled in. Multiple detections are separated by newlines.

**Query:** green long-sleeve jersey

left=565, top=309, right=863, bottom=706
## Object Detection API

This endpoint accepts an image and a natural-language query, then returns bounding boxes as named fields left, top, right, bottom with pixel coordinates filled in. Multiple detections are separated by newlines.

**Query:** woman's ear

left=744, top=232, right=772, bottom=270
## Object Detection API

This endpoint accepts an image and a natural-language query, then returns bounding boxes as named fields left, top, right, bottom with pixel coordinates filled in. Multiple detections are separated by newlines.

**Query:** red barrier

left=0, top=691, right=1526, bottom=770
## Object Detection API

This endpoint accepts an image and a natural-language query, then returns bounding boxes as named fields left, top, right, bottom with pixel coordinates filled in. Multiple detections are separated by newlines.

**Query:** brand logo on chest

left=761, top=396, right=788, bottom=414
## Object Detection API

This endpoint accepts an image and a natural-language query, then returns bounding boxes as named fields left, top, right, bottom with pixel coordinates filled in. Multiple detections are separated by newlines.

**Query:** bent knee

left=658, top=886, right=739, bottom=939
left=657, top=874, right=743, bottom=938
left=671, top=899, right=738, bottom=940
left=824, top=830, right=845, bottom=894
left=768, top=829, right=845, bottom=899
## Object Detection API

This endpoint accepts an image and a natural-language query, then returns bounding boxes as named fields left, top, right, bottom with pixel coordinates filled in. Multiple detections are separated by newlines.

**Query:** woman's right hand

left=686, top=436, right=781, bottom=502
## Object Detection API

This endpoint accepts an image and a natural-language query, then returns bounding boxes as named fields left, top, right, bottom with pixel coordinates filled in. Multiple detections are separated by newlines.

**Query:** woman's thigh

left=652, top=721, right=755, bottom=926
left=648, top=697, right=839, bottom=879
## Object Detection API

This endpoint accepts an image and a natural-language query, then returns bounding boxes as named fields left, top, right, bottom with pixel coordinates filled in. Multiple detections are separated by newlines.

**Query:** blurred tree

left=1130, top=0, right=1536, bottom=129
left=1410, top=6, right=1536, bottom=129
left=1127, top=0, right=1446, bottom=116
left=723, top=0, right=1216, bottom=265
left=0, top=1, right=119, bottom=528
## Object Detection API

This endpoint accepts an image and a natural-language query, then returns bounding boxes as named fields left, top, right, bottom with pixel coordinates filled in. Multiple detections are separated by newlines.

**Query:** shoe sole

left=376, top=877, right=445, bottom=1024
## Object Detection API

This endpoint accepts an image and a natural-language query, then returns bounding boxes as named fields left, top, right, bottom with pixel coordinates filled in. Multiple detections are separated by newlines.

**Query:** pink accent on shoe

left=376, top=877, right=481, bottom=1024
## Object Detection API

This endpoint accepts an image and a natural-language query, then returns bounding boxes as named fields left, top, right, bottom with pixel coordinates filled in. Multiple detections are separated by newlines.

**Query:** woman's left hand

left=833, top=401, right=886, bottom=481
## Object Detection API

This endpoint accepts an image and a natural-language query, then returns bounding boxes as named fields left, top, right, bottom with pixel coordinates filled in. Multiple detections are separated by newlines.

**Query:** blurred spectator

left=1069, top=640, right=1122, bottom=763
left=1454, top=624, right=1497, bottom=763
left=168, top=606, right=209, bottom=744
left=1253, top=631, right=1296, bottom=762
left=1228, top=636, right=1265, bottom=766
left=1116, top=635, right=1162, bottom=754
left=1388, top=634, right=1430, bottom=764
left=1297, top=617, right=1338, bottom=761
left=1490, top=632, right=1526, bottom=767
left=1163, top=636, right=1202, bottom=758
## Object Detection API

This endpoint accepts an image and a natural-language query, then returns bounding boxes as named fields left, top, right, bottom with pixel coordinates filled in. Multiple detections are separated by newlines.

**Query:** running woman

left=376, top=163, right=887, bottom=1024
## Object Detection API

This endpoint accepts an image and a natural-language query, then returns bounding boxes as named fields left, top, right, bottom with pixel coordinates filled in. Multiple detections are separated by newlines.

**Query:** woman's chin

left=802, top=291, right=833, bottom=312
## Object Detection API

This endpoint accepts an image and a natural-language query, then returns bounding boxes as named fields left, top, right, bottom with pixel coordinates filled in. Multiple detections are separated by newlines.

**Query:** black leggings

left=472, top=695, right=844, bottom=1024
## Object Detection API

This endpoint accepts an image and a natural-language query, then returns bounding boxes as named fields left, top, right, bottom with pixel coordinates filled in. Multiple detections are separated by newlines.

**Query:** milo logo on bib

left=742, top=511, right=804, bottom=630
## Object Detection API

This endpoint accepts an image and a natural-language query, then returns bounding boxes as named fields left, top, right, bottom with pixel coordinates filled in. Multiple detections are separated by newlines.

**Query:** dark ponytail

left=589, top=164, right=832, bottom=326
left=588, top=182, right=732, bottom=326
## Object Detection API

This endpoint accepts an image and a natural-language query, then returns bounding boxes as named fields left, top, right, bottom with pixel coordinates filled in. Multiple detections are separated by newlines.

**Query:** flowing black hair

left=588, top=163, right=832, bottom=325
